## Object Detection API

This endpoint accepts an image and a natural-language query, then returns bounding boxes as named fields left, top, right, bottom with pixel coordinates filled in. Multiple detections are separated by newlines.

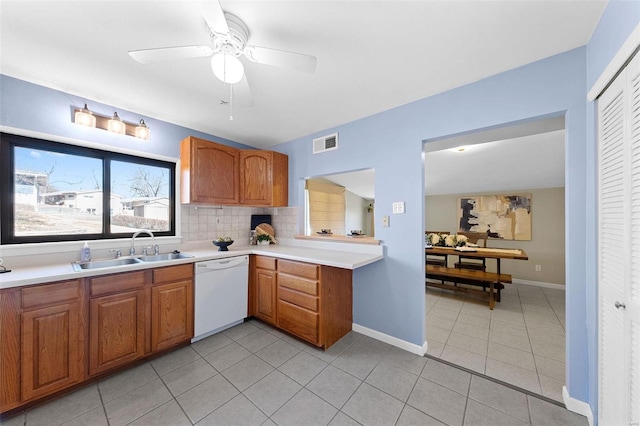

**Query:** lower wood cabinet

left=88, top=271, right=146, bottom=376
left=0, top=264, right=194, bottom=416
left=89, top=290, right=145, bottom=376
left=252, top=256, right=353, bottom=349
left=254, top=256, right=277, bottom=325
left=277, top=300, right=320, bottom=344
left=20, top=280, right=84, bottom=402
left=151, top=264, right=194, bottom=352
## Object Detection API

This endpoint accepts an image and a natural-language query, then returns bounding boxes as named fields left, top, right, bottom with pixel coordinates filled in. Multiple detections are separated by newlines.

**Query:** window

left=1, top=133, right=175, bottom=244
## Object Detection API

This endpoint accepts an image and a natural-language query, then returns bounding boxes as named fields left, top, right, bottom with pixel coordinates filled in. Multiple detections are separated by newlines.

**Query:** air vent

left=313, top=133, right=338, bottom=154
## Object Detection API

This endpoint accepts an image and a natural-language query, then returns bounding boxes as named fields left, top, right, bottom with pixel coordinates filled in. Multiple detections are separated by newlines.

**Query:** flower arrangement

left=425, top=233, right=468, bottom=247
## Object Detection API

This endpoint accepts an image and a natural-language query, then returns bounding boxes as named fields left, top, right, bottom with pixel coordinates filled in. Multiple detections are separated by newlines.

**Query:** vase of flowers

left=425, top=233, right=468, bottom=247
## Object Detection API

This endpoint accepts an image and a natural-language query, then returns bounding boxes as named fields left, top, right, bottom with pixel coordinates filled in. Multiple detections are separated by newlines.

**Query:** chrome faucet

left=130, top=230, right=155, bottom=256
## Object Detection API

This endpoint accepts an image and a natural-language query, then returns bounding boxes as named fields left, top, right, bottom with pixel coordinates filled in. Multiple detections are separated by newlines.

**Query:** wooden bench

left=425, top=265, right=512, bottom=310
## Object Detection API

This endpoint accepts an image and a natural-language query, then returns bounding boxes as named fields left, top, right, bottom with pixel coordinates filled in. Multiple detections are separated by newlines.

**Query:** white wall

left=345, top=190, right=369, bottom=235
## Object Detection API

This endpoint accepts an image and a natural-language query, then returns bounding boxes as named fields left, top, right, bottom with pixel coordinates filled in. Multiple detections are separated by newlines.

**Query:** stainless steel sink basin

left=138, top=253, right=194, bottom=262
left=72, top=252, right=193, bottom=271
left=72, top=257, right=142, bottom=271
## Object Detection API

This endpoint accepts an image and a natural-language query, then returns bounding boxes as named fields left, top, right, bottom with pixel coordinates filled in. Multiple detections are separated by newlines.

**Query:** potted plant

left=256, top=234, right=272, bottom=246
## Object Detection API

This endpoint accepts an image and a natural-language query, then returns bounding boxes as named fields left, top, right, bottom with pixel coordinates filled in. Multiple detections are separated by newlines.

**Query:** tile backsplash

left=180, top=206, right=298, bottom=243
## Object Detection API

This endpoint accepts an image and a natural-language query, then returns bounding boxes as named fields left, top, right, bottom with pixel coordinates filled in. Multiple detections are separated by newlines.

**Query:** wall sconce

left=74, top=104, right=96, bottom=128
left=107, top=112, right=126, bottom=135
left=134, top=119, right=150, bottom=140
left=72, top=104, right=151, bottom=140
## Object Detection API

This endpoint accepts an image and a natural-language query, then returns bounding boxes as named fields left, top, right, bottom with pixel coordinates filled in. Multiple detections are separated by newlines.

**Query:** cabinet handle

left=614, top=301, right=626, bottom=309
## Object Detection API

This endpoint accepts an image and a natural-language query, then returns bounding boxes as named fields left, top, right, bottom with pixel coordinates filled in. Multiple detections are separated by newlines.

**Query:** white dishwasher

left=192, top=255, right=249, bottom=342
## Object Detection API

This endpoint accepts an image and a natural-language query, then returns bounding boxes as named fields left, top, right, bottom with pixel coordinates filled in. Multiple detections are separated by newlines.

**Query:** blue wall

left=271, top=1, right=640, bottom=416
left=275, top=48, right=589, bottom=375
left=0, top=74, right=253, bottom=156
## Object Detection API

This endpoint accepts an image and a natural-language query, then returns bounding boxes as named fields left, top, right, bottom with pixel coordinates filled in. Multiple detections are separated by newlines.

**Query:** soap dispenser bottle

left=81, top=242, right=91, bottom=262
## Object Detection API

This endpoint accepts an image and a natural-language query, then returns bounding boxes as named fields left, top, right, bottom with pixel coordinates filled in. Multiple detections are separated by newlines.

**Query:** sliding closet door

left=597, top=51, right=640, bottom=426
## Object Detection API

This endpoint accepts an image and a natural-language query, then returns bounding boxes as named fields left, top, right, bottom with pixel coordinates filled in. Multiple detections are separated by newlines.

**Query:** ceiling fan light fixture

left=107, top=112, right=126, bottom=135
left=211, top=53, right=244, bottom=84
left=74, top=103, right=96, bottom=128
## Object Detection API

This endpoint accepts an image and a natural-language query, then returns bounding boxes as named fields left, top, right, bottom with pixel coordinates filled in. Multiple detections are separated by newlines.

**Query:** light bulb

left=74, top=104, right=96, bottom=127
left=107, top=112, right=126, bottom=135
left=211, top=53, right=244, bottom=84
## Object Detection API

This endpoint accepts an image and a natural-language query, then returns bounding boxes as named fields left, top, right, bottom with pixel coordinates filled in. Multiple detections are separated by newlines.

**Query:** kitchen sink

left=72, top=252, right=194, bottom=271
left=138, top=253, right=194, bottom=262
left=72, top=257, right=142, bottom=271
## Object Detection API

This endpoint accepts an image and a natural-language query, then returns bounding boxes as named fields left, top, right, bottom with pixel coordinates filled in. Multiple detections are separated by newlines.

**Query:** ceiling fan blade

left=198, top=0, right=229, bottom=35
left=129, top=46, right=213, bottom=64
left=245, top=46, right=317, bottom=73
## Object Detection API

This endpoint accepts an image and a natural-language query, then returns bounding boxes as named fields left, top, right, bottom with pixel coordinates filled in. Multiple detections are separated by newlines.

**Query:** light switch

left=382, top=215, right=390, bottom=227
left=392, top=202, right=405, bottom=214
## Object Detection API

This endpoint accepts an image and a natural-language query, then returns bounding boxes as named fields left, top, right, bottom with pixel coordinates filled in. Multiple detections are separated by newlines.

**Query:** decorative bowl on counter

left=213, top=239, right=234, bottom=251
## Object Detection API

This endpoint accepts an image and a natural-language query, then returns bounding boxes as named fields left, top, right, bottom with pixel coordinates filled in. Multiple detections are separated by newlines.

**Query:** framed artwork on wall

left=458, top=194, right=532, bottom=241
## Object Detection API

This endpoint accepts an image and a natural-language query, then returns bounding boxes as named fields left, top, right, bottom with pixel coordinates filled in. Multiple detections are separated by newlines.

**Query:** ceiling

left=424, top=129, right=565, bottom=196
left=0, top=1, right=606, bottom=149
left=322, top=169, right=375, bottom=200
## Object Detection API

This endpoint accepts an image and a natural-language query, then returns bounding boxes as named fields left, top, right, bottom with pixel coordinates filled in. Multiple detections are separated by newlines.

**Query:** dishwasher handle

left=196, top=256, right=249, bottom=271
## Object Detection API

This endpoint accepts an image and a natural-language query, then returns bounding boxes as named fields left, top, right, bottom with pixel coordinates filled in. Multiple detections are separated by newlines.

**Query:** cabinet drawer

left=255, top=256, right=276, bottom=270
left=89, top=271, right=145, bottom=297
left=278, top=287, right=318, bottom=312
left=22, top=280, right=80, bottom=309
left=278, top=274, right=318, bottom=296
left=277, top=300, right=319, bottom=345
left=278, top=260, right=318, bottom=280
left=153, top=264, right=193, bottom=284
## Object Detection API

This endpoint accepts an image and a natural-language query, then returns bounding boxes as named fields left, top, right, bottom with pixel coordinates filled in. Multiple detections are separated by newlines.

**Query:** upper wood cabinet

left=240, top=150, right=288, bottom=207
left=181, top=136, right=240, bottom=205
left=180, top=136, right=288, bottom=207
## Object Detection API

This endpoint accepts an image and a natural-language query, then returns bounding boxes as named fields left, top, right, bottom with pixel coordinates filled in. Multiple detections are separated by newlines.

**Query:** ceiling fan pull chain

left=229, top=84, right=233, bottom=121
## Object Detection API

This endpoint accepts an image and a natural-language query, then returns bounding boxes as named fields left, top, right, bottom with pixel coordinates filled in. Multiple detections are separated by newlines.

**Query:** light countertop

left=0, top=243, right=384, bottom=289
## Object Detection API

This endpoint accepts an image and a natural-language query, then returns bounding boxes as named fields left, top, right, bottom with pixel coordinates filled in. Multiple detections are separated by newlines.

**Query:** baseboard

left=562, top=386, right=594, bottom=426
left=352, top=323, right=428, bottom=356
left=512, top=278, right=565, bottom=290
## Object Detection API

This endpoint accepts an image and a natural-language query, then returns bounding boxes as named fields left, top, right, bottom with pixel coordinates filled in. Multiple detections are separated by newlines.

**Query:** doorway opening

left=423, top=116, right=566, bottom=402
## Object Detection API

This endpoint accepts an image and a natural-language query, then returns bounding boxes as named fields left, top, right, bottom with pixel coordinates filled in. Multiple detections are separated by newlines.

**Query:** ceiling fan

left=128, top=0, right=317, bottom=115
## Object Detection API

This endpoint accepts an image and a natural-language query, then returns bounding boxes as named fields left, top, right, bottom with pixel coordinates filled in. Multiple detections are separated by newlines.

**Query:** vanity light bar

left=73, top=104, right=151, bottom=140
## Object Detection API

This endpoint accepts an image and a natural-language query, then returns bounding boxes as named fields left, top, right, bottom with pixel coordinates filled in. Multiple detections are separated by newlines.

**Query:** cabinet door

left=89, top=290, right=145, bottom=376
left=240, top=150, right=272, bottom=206
left=151, top=280, right=194, bottom=352
left=255, top=268, right=277, bottom=325
left=21, top=301, right=83, bottom=401
left=181, top=137, right=239, bottom=204
left=240, top=150, right=288, bottom=207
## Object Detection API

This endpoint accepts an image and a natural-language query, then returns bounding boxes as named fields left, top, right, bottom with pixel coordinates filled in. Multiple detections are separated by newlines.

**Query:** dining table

left=425, top=246, right=528, bottom=276
left=425, top=246, right=529, bottom=309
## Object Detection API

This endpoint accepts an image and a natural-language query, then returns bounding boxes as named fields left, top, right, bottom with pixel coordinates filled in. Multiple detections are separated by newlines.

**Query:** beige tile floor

left=426, top=282, right=566, bottom=402
left=2, top=317, right=584, bottom=426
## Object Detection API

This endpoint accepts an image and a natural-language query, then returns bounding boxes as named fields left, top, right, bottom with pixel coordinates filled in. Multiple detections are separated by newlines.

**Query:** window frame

left=1, top=132, right=176, bottom=244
